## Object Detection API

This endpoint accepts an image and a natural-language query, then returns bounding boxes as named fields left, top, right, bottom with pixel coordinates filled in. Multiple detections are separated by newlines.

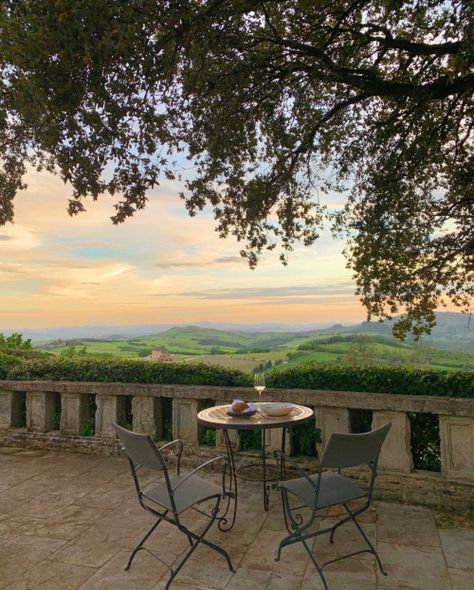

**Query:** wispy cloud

left=0, top=168, right=368, bottom=328
left=179, top=283, right=355, bottom=300
left=155, top=255, right=244, bottom=269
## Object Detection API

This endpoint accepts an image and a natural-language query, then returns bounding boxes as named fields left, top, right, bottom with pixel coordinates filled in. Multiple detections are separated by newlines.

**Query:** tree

left=0, top=332, right=32, bottom=350
left=0, top=1, right=472, bottom=337
left=341, top=335, right=377, bottom=366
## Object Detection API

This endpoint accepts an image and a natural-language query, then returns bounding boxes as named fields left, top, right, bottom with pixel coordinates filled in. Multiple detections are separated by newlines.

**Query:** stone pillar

left=27, top=391, right=56, bottom=433
left=132, top=396, right=163, bottom=439
left=60, top=393, right=88, bottom=435
left=266, top=427, right=291, bottom=454
left=315, top=406, right=350, bottom=455
left=0, top=390, right=14, bottom=429
left=372, top=411, right=413, bottom=472
left=95, top=394, right=124, bottom=437
left=440, top=416, right=474, bottom=480
left=172, top=398, right=203, bottom=444
left=215, top=400, right=239, bottom=451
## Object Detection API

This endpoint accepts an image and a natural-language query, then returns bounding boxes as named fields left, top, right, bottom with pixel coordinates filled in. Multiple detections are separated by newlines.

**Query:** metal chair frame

left=113, top=424, right=235, bottom=589
left=275, top=423, right=391, bottom=590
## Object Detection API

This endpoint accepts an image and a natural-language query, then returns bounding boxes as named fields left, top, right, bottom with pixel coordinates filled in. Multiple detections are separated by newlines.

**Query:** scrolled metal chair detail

left=274, top=423, right=392, bottom=590
left=112, top=423, right=235, bottom=589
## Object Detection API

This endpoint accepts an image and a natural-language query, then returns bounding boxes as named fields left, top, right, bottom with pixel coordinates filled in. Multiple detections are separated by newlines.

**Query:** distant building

left=146, top=350, right=175, bottom=362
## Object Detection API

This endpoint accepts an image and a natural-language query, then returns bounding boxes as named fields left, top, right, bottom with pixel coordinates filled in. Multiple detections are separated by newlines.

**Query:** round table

left=197, top=403, right=314, bottom=531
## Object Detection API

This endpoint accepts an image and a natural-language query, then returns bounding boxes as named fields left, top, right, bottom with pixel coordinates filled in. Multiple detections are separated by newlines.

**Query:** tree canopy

left=0, top=332, right=32, bottom=350
left=0, top=0, right=472, bottom=337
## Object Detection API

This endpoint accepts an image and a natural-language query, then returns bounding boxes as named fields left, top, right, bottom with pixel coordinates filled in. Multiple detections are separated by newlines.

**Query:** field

left=36, top=325, right=474, bottom=373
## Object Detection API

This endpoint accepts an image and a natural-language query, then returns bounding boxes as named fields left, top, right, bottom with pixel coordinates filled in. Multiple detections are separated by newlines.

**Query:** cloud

left=179, top=283, right=355, bottom=300
left=154, top=255, right=244, bottom=269
left=1, top=167, right=366, bottom=328
left=245, top=295, right=356, bottom=306
left=0, top=263, right=24, bottom=274
left=214, top=256, right=243, bottom=264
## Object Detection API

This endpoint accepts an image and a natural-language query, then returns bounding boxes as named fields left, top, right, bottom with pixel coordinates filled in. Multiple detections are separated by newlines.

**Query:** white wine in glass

left=254, top=372, right=266, bottom=397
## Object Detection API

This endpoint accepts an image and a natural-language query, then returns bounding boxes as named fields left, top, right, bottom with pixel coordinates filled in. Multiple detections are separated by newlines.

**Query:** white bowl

left=259, top=402, right=294, bottom=417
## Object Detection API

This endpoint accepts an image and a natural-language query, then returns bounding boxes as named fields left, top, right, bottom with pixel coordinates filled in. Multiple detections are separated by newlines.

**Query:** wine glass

left=254, top=372, right=266, bottom=398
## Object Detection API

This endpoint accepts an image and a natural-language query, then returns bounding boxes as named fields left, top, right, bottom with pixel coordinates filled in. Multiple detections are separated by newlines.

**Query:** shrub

left=7, top=357, right=252, bottom=387
left=0, top=352, right=23, bottom=379
left=267, top=363, right=474, bottom=398
left=3, top=357, right=473, bottom=398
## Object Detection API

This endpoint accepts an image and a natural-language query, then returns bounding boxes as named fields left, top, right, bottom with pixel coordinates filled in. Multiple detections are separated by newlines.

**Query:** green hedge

left=6, top=357, right=251, bottom=387
left=3, top=357, right=474, bottom=397
left=268, top=364, right=474, bottom=398
left=0, top=352, right=23, bottom=379
left=0, top=348, right=50, bottom=379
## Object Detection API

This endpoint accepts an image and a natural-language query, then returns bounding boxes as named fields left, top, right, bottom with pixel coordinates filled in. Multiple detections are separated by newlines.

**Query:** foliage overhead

left=0, top=0, right=473, bottom=337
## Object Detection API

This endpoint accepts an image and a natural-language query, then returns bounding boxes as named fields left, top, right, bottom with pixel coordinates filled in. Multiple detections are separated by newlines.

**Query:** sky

left=0, top=168, right=367, bottom=330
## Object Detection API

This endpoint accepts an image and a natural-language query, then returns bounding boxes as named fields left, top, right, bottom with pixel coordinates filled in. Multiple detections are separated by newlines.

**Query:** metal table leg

left=217, top=429, right=238, bottom=531
left=279, top=427, right=292, bottom=533
left=262, top=428, right=270, bottom=511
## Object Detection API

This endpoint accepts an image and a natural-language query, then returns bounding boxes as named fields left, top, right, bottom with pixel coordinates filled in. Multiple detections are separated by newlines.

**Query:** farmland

left=36, top=324, right=474, bottom=373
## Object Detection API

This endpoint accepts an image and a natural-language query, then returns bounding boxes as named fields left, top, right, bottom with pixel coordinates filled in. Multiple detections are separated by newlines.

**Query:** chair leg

left=348, top=508, right=387, bottom=576
left=300, top=536, right=329, bottom=590
left=329, top=512, right=352, bottom=544
left=277, top=529, right=328, bottom=590
left=125, top=511, right=168, bottom=571
left=165, top=501, right=234, bottom=590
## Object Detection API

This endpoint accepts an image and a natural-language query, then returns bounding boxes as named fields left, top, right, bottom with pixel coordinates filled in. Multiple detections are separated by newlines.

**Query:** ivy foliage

left=0, top=1, right=472, bottom=338
left=4, top=358, right=473, bottom=398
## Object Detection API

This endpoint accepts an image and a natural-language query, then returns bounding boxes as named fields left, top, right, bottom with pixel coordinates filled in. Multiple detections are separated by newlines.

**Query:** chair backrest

left=321, top=422, right=391, bottom=470
left=113, top=423, right=165, bottom=471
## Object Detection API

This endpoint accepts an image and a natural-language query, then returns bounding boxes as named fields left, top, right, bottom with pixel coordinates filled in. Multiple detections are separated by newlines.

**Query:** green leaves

left=5, top=356, right=473, bottom=398
left=0, top=1, right=472, bottom=337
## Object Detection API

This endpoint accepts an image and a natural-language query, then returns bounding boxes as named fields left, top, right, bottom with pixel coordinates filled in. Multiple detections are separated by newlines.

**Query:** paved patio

left=0, top=447, right=472, bottom=590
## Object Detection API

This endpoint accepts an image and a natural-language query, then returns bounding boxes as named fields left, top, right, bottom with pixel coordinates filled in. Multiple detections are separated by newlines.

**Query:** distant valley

left=34, top=312, right=474, bottom=373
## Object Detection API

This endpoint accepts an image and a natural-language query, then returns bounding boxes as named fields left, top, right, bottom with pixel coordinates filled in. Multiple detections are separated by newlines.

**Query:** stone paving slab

left=0, top=447, right=472, bottom=590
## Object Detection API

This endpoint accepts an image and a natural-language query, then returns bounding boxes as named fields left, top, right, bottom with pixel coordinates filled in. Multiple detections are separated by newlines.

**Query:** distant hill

left=330, top=312, right=474, bottom=354
left=2, top=321, right=336, bottom=342
left=7, top=312, right=474, bottom=356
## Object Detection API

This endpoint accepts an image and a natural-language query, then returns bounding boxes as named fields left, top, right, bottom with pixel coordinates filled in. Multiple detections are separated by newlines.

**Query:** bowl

left=259, top=402, right=294, bottom=417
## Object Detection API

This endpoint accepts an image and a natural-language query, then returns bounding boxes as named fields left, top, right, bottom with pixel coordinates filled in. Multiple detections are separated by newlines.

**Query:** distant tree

left=60, top=345, right=88, bottom=357
left=0, top=332, right=32, bottom=350
left=411, top=345, right=432, bottom=370
left=0, top=1, right=472, bottom=337
left=342, top=336, right=377, bottom=366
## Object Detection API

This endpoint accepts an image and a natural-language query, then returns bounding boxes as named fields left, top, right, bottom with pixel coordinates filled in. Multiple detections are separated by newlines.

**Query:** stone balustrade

left=0, top=380, right=473, bottom=511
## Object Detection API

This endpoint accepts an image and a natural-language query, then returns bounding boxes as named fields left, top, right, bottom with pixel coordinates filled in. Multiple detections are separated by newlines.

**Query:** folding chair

left=113, top=423, right=235, bottom=589
left=275, top=423, right=391, bottom=590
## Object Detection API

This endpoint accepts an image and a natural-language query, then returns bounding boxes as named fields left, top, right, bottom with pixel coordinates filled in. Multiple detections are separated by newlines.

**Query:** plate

left=226, top=401, right=257, bottom=417
left=259, top=402, right=294, bottom=417
left=226, top=407, right=257, bottom=417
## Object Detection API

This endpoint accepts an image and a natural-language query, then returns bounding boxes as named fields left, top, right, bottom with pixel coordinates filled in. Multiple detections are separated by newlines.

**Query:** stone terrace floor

left=0, top=448, right=473, bottom=590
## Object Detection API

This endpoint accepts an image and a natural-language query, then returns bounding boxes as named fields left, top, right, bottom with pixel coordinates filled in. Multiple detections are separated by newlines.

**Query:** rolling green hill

left=36, top=324, right=474, bottom=373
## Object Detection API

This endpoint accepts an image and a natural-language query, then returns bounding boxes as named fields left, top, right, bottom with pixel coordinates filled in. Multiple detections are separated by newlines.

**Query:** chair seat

left=280, top=470, right=367, bottom=509
left=143, top=474, right=222, bottom=514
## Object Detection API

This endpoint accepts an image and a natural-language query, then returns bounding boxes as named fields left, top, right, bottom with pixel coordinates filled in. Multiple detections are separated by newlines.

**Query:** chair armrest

left=171, top=455, right=228, bottom=492
left=159, top=439, right=184, bottom=475
left=274, top=450, right=319, bottom=492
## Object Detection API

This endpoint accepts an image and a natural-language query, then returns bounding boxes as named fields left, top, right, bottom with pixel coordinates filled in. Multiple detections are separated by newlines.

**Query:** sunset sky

left=0, top=168, right=367, bottom=330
